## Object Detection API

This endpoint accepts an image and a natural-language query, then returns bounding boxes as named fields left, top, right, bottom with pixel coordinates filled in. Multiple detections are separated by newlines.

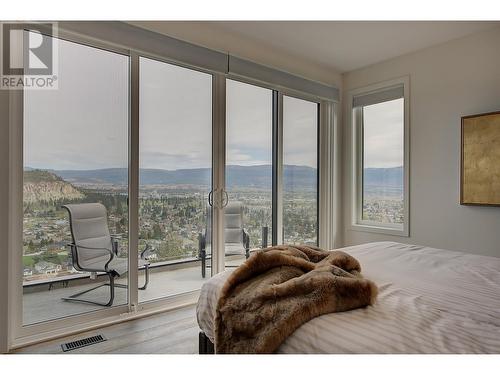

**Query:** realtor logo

left=1, top=22, right=58, bottom=89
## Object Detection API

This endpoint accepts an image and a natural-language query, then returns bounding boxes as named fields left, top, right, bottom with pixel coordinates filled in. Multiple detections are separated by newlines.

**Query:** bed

left=196, top=241, right=500, bottom=353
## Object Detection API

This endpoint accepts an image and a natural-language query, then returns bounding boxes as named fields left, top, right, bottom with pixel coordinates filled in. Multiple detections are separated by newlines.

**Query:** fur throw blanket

left=215, top=245, right=378, bottom=354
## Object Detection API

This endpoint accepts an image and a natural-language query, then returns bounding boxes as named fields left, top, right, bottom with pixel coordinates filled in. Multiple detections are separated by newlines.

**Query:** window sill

left=349, top=222, right=409, bottom=237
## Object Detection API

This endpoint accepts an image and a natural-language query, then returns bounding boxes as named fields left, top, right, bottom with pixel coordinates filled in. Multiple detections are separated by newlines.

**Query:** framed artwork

left=461, top=111, right=500, bottom=206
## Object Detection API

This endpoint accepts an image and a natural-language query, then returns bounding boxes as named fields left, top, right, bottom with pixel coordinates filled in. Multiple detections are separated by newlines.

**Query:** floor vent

left=61, top=334, right=107, bottom=352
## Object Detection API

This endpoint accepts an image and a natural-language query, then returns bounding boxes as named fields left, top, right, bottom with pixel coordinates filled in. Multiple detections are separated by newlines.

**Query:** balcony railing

left=23, top=256, right=202, bottom=289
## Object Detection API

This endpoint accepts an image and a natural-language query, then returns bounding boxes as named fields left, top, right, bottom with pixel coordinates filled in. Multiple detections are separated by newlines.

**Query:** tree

left=152, top=224, right=162, bottom=240
left=116, top=201, right=123, bottom=216
left=115, top=221, right=123, bottom=235
left=42, top=253, right=61, bottom=264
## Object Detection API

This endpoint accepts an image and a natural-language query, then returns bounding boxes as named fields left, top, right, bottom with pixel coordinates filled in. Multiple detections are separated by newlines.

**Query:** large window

left=282, top=95, right=319, bottom=245
left=23, top=37, right=129, bottom=324
left=352, top=81, right=408, bottom=235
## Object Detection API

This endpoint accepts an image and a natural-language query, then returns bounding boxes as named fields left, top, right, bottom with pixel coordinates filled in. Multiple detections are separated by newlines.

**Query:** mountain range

left=25, top=165, right=403, bottom=191
left=363, top=167, right=403, bottom=188
left=49, top=165, right=317, bottom=190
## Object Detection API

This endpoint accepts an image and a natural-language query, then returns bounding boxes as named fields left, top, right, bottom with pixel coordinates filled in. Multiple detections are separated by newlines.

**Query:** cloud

left=24, top=43, right=321, bottom=172
left=283, top=96, right=318, bottom=168
left=363, top=98, right=404, bottom=168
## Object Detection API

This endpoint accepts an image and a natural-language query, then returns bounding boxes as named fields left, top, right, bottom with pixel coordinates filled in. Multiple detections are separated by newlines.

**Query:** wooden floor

left=13, top=305, right=200, bottom=354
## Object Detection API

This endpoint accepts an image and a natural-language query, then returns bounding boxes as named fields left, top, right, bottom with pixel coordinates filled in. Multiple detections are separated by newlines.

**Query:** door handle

left=222, top=190, right=229, bottom=208
left=208, top=190, right=213, bottom=207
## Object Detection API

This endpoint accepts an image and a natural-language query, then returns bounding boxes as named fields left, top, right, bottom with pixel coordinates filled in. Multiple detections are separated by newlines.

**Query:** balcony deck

left=23, top=256, right=243, bottom=326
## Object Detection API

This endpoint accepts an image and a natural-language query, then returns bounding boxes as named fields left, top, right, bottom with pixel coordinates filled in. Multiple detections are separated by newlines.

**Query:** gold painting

left=461, top=111, right=500, bottom=206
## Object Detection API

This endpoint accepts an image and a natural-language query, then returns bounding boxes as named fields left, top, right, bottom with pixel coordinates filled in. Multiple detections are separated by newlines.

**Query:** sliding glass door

left=225, top=79, right=273, bottom=267
left=282, top=95, right=319, bottom=245
left=138, top=57, right=213, bottom=302
left=22, top=36, right=129, bottom=325
left=19, top=41, right=216, bottom=335
left=19, top=45, right=215, bottom=335
left=224, top=84, right=320, bottom=260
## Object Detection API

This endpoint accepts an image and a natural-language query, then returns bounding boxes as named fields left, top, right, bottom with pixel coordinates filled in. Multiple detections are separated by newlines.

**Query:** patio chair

left=198, top=201, right=250, bottom=278
left=62, top=203, right=152, bottom=307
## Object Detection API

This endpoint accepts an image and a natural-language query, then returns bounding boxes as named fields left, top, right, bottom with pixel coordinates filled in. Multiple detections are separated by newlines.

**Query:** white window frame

left=348, top=76, right=410, bottom=237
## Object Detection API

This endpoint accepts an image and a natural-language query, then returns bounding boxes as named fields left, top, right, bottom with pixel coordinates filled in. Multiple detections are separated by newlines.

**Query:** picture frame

left=460, top=110, right=500, bottom=206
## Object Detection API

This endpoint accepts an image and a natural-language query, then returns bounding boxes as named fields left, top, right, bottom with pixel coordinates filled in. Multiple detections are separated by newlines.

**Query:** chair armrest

left=68, top=243, right=115, bottom=272
left=140, top=242, right=156, bottom=260
left=110, top=237, right=119, bottom=255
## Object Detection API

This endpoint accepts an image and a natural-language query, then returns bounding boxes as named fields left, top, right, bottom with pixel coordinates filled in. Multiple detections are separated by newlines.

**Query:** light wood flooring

left=13, top=304, right=200, bottom=354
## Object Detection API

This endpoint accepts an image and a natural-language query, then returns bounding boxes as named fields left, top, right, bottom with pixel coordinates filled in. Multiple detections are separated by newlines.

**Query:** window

left=282, top=95, right=319, bottom=245
left=23, top=37, right=129, bottom=324
left=226, top=80, right=273, bottom=262
left=139, top=56, right=212, bottom=302
left=351, top=80, right=409, bottom=235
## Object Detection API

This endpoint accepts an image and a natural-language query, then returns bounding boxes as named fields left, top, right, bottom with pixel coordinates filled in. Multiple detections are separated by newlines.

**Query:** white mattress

left=196, top=241, right=500, bottom=353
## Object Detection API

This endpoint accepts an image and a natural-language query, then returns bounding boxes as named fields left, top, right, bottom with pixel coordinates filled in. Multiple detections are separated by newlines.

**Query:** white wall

left=342, top=26, right=500, bottom=257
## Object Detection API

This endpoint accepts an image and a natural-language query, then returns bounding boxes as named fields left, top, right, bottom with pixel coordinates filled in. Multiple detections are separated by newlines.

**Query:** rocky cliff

left=23, top=170, right=85, bottom=204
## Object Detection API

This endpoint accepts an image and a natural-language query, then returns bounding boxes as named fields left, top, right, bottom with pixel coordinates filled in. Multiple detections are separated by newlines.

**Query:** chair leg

left=61, top=273, right=115, bottom=307
left=109, top=265, right=150, bottom=291
left=138, top=265, right=149, bottom=290
left=108, top=274, right=115, bottom=306
left=201, top=249, right=206, bottom=278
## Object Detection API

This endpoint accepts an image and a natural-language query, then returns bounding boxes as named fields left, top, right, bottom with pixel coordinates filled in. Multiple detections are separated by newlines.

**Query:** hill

left=23, top=170, right=85, bottom=204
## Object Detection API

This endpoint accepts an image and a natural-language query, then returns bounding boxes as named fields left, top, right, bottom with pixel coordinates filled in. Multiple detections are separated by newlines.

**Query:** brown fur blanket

left=215, top=245, right=378, bottom=354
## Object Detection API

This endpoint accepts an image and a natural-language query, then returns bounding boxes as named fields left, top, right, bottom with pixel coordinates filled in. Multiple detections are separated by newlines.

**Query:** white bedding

left=196, top=241, right=500, bottom=353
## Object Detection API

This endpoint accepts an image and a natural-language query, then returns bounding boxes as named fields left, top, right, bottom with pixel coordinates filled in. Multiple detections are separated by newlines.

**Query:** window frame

left=224, top=78, right=275, bottom=249
left=349, top=76, right=410, bottom=237
left=281, top=94, right=320, bottom=246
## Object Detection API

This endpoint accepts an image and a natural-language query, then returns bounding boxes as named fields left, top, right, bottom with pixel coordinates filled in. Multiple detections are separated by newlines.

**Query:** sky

left=24, top=38, right=319, bottom=171
left=226, top=79, right=272, bottom=166
left=363, top=98, right=404, bottom=168
left=24, top=36, right=400, bottom=172
left=24, top=38, right=129, bottom=170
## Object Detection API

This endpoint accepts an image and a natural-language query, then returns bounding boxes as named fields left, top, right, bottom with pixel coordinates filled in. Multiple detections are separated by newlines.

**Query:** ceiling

left=130, top=21, right=499, bottom=75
